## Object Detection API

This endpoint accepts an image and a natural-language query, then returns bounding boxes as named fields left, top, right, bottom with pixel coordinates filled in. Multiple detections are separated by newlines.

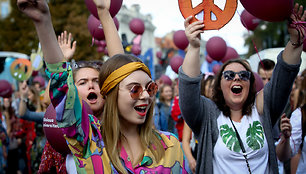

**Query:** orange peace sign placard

left=178, top=0, right=237, bottom=30
left=10, top=58, right=33, bottom=81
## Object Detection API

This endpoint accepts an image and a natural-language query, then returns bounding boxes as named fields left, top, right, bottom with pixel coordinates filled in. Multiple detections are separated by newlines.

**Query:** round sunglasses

left=130, top=82, right=158, bottom=100
left=222, top=70, right=251, bottom=81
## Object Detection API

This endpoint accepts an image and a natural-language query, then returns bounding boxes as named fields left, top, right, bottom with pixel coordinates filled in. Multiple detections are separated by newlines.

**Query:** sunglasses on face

left=130, top=82, right=158, bottom=100
left=71, top=60, right=103, bottom=71
left=222, top=70, right=251, bottom=81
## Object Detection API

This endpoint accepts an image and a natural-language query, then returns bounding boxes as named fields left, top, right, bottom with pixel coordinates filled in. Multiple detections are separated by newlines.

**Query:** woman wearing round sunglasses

left=179, top=4, right=305, bottom=174
left=17, top=0, right=188, bottom=173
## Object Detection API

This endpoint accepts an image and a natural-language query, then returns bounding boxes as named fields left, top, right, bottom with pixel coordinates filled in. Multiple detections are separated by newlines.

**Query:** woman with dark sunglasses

left=179, top=4, right=305, bottom=174
left=17, top=0, right=188, bottom=173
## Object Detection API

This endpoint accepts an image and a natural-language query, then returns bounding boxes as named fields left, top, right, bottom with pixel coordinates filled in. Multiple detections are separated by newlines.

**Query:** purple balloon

left=85, top=0, right=123, bottom=19
left=88, top=15, right=105, bottom=40
left=173, top=30, right=189, bottom=50
left=159, top=75, right=172, bottom=86
left=240, top=0, right=293, bottom=22
left=170, top=55, right=184, bottom=74
left=206, top=36, right=227, bottom=61
left=212, top=64, right=222, bottom=75
left=253, top=72, right=264, bottom=92
left=240, top=10, right=261, bottom=31
left=0, top=80, right=12, bottom=98
left=221, top=47, right=239, bottom=63
left=129, top=18, right=145, bottom=35
left=156, top=51, right=162, bottom=59
left=131, top=44, right=142, bottom=55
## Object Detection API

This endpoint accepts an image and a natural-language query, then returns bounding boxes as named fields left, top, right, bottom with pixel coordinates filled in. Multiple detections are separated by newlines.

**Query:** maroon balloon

left=129, top=18, right=145, bottom=35
left=131, top=44, right=142, bottom=55
left=156, top=51, right=162, bottom=59
left=0, top=80, right=13, bottom=98
left=173, top=30, right=189, bottom=50
left=88, top=15, right=119, bottom=41
left=32, top=71, right=38, bottom=77
left=88, top=15, right=105, bottom=40
left=99, top=40, right=107, bottom=48
left=206, top=55, right=213, bottom=63
left=170, top=55, right=184, bottom=74
left=253, top=72, right=264, bottom=92
left=85, top=0, right=123, bottom=19
left=303, top=40, right=306, bottom=52
left=43, top=102, right=93, bottom=155
left=97, top=46, right=105, bottom=53
left=159, top=75, right=172, bottom=86
left=212, top=64, right=222, bottom=75
left=206, top=36, right=227, bottom=61
left=221, top=47, right=239, bottom=63
left=43, top=104, right=70, bottom=155
left=240, top=10, right=261, bottom=31
left=33, top=76, right=45, bottom=88
left=113, top=16, right=120, bottom=30
left=240, top=0, right=294, bottom=22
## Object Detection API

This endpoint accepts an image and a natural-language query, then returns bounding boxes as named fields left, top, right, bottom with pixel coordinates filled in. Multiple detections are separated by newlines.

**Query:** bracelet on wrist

left=290, top=40, right=303, bottom=48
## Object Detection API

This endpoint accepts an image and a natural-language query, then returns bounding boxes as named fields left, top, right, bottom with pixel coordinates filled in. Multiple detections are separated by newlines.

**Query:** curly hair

left=212, top=59, right=256, bottom=117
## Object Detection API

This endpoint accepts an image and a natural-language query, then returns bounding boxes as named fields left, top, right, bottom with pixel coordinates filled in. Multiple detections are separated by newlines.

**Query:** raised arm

left=93, top=0, right=124, bottom=56
left=256, top=4, right=305, bottom=116
left=17, top=0, right=64, bottom=64
left=181, top=16, right=204, bottom=77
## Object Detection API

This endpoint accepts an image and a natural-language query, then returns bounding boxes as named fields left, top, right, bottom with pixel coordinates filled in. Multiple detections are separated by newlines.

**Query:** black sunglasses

left=222, top=70, right=251, bottom=81
left=71, top=60, right=103, bottom=71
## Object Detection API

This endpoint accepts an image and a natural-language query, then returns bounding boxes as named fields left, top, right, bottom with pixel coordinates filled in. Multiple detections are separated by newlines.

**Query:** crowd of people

left=0, top=0, right=304, bottom=173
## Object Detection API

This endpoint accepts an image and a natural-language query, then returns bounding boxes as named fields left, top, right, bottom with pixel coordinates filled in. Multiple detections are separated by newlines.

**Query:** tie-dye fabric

left=46, top=62, right=189, bottom=174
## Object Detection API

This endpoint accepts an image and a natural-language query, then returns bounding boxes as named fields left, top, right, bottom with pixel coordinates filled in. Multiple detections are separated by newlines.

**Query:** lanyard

left=229, top=117, right=252, bottom=174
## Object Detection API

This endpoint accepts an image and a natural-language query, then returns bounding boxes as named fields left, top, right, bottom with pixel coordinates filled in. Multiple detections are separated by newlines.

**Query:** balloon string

left=92, top=37, right=95, bottom=47
left=289, top=12, right=306, bottom=44
left=236, top=10, right=266, bottom=71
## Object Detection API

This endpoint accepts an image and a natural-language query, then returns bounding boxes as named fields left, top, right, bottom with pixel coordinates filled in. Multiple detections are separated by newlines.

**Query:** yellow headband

left=100, top=62, right=151, bottom=97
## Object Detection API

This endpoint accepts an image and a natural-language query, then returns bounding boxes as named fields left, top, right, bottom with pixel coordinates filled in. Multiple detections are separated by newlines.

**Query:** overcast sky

left=122, top=0, right=249, bottom=54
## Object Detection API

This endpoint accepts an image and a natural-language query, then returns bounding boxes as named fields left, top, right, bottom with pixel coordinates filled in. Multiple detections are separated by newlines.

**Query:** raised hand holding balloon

left=178, top=0, right=238, bottom=30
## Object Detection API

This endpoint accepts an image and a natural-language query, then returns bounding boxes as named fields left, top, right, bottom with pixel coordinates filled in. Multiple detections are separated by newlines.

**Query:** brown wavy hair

left=99, top=54, right=165, bottom=174
left=212, top=59, right=256, bottom=117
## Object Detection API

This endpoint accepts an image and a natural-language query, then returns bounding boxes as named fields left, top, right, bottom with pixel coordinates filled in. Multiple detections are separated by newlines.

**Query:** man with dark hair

left=257, top=59, right=276, bottom=86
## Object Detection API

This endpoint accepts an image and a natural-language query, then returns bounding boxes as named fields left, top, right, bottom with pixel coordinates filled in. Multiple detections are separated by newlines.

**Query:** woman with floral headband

left=17, top=0, right=188, bottom=173
left=179, top=3, right=305, bottom=174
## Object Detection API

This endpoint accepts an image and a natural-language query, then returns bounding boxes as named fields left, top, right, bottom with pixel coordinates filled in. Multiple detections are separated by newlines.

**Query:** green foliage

left=246, top=121, right=265, bottom=150
left=0, top=0, right=103, bottom=61
left=220, top=124, right=241, bottom=152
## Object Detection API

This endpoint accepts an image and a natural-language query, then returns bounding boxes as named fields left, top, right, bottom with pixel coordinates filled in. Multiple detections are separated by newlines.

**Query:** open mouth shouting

left=231, top=85, right=243, bottom=95
left=134, top=104, right=148, bottom=117
left=87, top=92, right=98, bottom=104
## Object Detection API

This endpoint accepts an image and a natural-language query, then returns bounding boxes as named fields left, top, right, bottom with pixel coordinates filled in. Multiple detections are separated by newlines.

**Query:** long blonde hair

left=99, top=54, right=165, bottom=173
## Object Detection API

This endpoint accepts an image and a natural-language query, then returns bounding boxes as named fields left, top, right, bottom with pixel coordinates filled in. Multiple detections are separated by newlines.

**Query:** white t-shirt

left=290, top=108, right=306, bottom=174
left=213, top=106, right=270, bottom=174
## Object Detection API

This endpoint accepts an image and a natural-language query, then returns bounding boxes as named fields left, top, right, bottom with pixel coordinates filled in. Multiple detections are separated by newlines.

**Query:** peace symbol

left=10, top=59, right=33, bottom=81
left=178, top=0, right=238, bottom=30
